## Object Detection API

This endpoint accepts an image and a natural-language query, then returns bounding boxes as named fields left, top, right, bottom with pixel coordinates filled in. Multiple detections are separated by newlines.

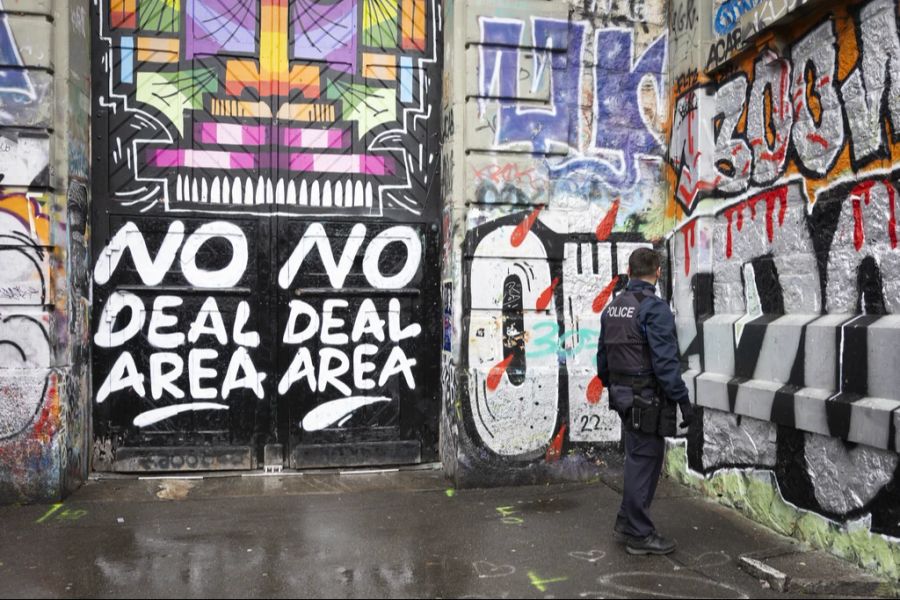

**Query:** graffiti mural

left=475, top=18, right=667, bottom=195
left=0, top=191, right=62, bottom=500
left=92, top=0, right=443, bottom=470
left=439, top=0, right=672, bottom=482
left=462, top=213, right=651, bottom=457
left=666, top=0, right=900, bottom=568
left=96, top=0, right=438, bottom=216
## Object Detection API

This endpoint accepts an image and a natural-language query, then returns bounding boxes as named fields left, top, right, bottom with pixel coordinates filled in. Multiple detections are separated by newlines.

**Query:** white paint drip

left=837, top=314, right=865, bottom=395
left=734, top=263, right=763, bottom=346
left=301, top=396, right=391, bottom=431
left=133, top=402, right=229, bottom=427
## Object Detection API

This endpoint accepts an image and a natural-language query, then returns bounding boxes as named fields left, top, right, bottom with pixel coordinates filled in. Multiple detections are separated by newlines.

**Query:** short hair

left=628, top=248, right=660, bottom=278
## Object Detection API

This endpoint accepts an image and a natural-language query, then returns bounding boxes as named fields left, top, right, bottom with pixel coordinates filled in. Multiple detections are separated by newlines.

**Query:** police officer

left=596, top=247, right=694, bottom=555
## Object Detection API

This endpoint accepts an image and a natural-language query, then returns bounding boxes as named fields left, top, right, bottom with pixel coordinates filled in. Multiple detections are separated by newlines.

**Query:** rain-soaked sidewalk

left=0, top=466, right=891, bottom=598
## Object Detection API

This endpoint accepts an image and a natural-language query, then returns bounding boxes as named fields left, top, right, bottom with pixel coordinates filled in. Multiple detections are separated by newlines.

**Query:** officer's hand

left=679, top=403, right=695, bottom=429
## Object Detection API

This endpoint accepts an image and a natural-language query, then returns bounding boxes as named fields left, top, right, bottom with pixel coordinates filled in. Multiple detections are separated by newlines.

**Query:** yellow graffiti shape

left=0, top=193, right=51, bottom=246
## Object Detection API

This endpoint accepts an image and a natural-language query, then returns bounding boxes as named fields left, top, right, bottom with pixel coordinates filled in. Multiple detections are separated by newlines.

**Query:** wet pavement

left=0, top=466, right=888, bottom=598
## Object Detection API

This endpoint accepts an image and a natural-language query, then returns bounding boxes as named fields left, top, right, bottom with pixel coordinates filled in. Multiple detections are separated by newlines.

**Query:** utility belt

left=607, top=372, right=677, bottom=437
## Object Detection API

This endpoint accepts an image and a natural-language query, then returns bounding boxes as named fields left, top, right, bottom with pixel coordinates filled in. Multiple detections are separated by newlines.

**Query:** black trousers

left=617, top=426, right=665, bottom=539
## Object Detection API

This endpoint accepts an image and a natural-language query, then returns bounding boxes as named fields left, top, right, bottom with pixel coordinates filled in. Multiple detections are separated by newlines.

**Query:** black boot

left=625, top=532, right=676, bottom=555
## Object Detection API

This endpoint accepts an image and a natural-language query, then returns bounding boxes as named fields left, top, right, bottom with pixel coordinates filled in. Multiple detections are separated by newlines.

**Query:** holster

left=657, top=401, right=677, bottom=437
left=608, top=374, right=663, bottom=434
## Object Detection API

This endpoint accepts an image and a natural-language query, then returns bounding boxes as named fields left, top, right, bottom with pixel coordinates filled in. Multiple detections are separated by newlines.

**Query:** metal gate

left=91, top=0, right=442, bottom=471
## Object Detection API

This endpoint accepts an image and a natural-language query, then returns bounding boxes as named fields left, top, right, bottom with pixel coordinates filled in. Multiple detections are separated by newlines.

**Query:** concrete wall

left=0, top=0, right=92, bottom=502
left=666, top=0, right=900, bottom=578
left=440, top=0, right=675, bottom=485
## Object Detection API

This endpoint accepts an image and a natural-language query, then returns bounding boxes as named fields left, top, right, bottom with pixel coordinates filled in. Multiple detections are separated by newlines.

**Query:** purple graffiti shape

left=549, top=29, right=666, bottom=189
left=292, top=0, right=358, bottom=72
left=185, top=0, right=258, bottom=59
left=479, top=18, right=586, bottom=154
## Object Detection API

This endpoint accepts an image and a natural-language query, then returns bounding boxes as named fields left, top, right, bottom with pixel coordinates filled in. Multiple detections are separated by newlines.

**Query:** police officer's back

left=597, top=248, right=694, bottom=555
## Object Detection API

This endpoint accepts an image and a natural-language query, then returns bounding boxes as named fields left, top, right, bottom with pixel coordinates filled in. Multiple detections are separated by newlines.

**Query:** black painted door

left=275, top=220, right=441, bottom=468
left=91, top=0, right=442, bottom=471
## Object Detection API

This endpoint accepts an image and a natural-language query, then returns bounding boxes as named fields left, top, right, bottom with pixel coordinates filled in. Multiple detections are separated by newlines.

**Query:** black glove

left=679, top=402, right=695, bottom=429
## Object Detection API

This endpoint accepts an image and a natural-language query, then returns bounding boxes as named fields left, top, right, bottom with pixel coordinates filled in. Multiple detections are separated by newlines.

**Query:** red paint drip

left=779, top=63, right=791, bottom=116
left=851, top=181, right=876, bottom=251
left=586, top=376, right=604, bottom=405
left=536, top=277, right=560, bottom=311
left=33, top=405, right=54, bottom=441
left=510, top=205, right=543, bottom=248
left=807, top=133, right=830, bottom=149
left=687, top=102, right=696, bottom=155
left=764, top=193, right=776, bottom=242
left=595, top=199, right=621, bottom=241
left=545, top=423, right=567, bottom=463
left=819, top=75, right=831, bottom=87
left=725, top=210, right=734, bottom=258
left=852, top=199, right=865, bottom=252
left=681, top=220, right=697, bottom=275
left=487, top=354, right=514, bottom=392
left=778, top=191, right=788, bottom=226
left=591, top=276, right=620, bottom=313
left=723, top=186, right=790, bottom=258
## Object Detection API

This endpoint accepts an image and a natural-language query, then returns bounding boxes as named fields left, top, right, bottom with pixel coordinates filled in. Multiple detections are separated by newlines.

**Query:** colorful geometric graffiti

left=92, top=0, right=443, bottom=469
left=667, top=0, right=900, bottom=540
left=96, top=0, right=438, bottom=215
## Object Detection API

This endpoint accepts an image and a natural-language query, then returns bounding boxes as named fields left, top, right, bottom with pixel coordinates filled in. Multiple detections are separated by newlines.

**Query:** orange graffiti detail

left=545, top=423, right=567, bottom=463
left=536, top=277, right=560, bottom=311
left=0, top=193, right=51, bottom=245
left=591, top=276, right=620, bottom=313
left=510, top=206, right=543, bottom=248
left=586, top=376, right=604, bottom=405
left=595, top=199, right=620, bottom=241
left=487, top=354, right=514, bottom=392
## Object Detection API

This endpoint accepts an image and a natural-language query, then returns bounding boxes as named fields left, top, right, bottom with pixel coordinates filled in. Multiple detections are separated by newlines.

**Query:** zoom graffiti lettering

left=667, top=0, right=900, bottom=541
left=670, top=0, right=900, bottom=213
